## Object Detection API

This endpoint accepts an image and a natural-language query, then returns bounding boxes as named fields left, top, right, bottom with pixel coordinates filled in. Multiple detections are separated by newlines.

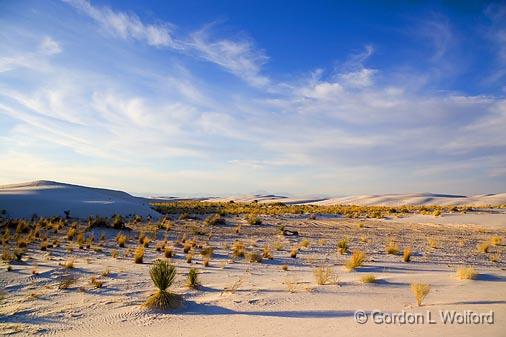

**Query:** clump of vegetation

left=144, top=260, right=181, bottom=309
left=360, top=274, right=376, bottom=284
left=290, top=246, right=299, bottom=258
left=246, top=251, right=263, bottom=263
left=313, top=266, right=336, bottom=285
left=427, top=238, right=437, bottom=249
left=456, top=267, right=477, bottom=280
left=142, top=236, right=151, bottom=248
left=164, top=246, right=174, bottom=258
left=403, top=247, right=412, bottom=262
left=273, top=241, right=283, bottom=251
left=433, top=209, right=441, bottom=216
left=186, top=252, right=193, bottom=263
left=134, top=246, right=144, bottom=264
left=345, top=251, right=365, bottom=271
left=300, top=238, right=310, bottom=248
left=58, top=275, right=78, bottom=290
left=205, top=214, right=225, bottom=226
left=111, top=249, right=119, bottom=258
left=337, top=238, right=349, bottom=255
left=281, top=264, right=288, bottom=271
left=410, top=283, right=430, bottom=306
left=203, top=256, right=210, bottom=267
left=490, top=236, right=502, bottom=246
left=246, top=214, right=262, bottom=225
left=186, top=268, right=200, bottom=289
left=385, top=240, right=399, bottom=255
left=262, top=245, right=273, bottom=259
left=232, top=241, right=245, bottom=258
left=90, top=276, right=104, bottom=288
left=477, top=241, right=490, bottom=253
left=67, top=227, right=76, bottom=241
left=490, top=252, right=501, bottom=263
left=63, top=258, right=75, bottom=269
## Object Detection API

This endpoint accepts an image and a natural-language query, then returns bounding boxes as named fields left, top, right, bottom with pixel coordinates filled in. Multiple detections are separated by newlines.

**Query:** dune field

left=1, top=183, right=505, bottom=337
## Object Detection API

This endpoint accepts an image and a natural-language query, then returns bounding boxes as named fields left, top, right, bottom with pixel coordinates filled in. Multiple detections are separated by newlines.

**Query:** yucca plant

left=187, top=268, right=200, bottom=289
left=145, top=260, right=181, bottom=309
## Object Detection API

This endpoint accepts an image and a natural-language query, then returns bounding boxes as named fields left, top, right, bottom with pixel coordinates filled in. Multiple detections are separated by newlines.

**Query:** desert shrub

left=386, top=240, right=399, bottom=255
left=200, top=246, right=213, bottom=258
left=427, top=238, right=437, bottom=249
left=111, top=249, right=119, bottom=258
left=58, top=275, right=78, bottom=289
left=164, top=247, right=174, bottom=258
left=359, top=235, right=368, bottom=243
left=262, top=245, right=273, bottom=259
left=403, top=247, right=412, bottom=262
left=456, top=267, right=477, bottom=280
left=203, top=256, right=210, bottom=267
left=246, top=251, right=263, bottom=263
left=205, top=214, right=225, bottom=226
left=186, top=253, right=193, bottom=263
left=13, top=248, right=24, bottom=261
left=1, top=249, right=13, bottom=261
left=273, top=241, right=283, bottom=251
left=232, top=241, right=245, bottom=258
left=360, top=274, right=376, bottom=284
left=67, top=227, right=76, bottom=241
left=477, top=242, right=490, bottom=253
left=134, top=246, right=144, bottom=264
left=246, top=214, right=262, bottom=226
left=187, top=268, right=200, bottom=288
left=313, top=266, right=335, bottom=285
left=410, top=283, right=430, bottom=306
left=433, top=209, right=441, bottom=216
left=337, top=238, right=349, bottom=255
left=290, top=246, right=299, bottom=258
left=345, top=251, right=365, bottom=271
left=116, top=233, right=128, bottom=247
left=144, top=260, right=180, bottom=309
left=490, top=236, right=502, bottom=246
left=300, top=238, right=310, bottom=248
left=90, top=276, right=104, bottom=288
left=183, top=242, right=192, bottom=253
left=490, top=253, right=501, bottom=263
left=155, top=242, right=165, bottom=252
left=63, top=258, right=75, bottom=269
left=281, top=264, right=288, bottom=271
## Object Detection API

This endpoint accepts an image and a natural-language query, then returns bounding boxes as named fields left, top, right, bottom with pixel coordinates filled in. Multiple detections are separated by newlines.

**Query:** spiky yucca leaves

left=145, top=259, right=181, bottom=310
left=187, top=268, right=200, bottom=289
left=410, top=283, right=430, bottom=306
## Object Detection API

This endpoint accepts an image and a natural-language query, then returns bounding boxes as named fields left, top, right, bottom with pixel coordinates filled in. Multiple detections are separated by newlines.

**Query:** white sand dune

left=0, top=180, right=161, bottom=219
left=206, top=192, right=506, bottom=206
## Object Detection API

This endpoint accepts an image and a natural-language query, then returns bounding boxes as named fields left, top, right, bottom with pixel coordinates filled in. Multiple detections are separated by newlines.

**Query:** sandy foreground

left=1, top=212, right=505, bottom=337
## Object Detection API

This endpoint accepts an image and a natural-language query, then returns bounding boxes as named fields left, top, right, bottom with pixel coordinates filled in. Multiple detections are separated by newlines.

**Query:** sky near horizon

left=1, top=0, right=506, bottom=197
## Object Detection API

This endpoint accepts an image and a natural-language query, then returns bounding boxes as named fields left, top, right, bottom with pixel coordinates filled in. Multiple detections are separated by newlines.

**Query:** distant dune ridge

left=1, top=181, right=505, bottom=219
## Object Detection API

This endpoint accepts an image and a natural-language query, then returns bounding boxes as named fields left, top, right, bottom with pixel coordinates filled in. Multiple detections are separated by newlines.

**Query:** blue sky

left=1, top=0, right=505, bottom=196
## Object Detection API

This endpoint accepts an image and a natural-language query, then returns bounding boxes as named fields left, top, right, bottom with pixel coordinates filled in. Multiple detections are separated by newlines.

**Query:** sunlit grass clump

left=360, top=274, right=376, bottom=284
left=345, top=251, right=365, bottom=271
left=385, top=240, right=399, bottom=255
left=456, top=266, right=477, bottom=280
left=403, top=247, right=412, bottom=262
left=337, top=238, right=349, bottom=255
left=477, top=241, right=490, bottom=253
left=145, top=260, right=181, bottom=310
left=410, top=283, right=430, bottom=306
left=134, top=246, right=144, bottom=264
left=313, top=266, right=336, bottom=285
left=490, top=236, right=502, bottom=246
left=186, top=268, right=200, bottom=289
